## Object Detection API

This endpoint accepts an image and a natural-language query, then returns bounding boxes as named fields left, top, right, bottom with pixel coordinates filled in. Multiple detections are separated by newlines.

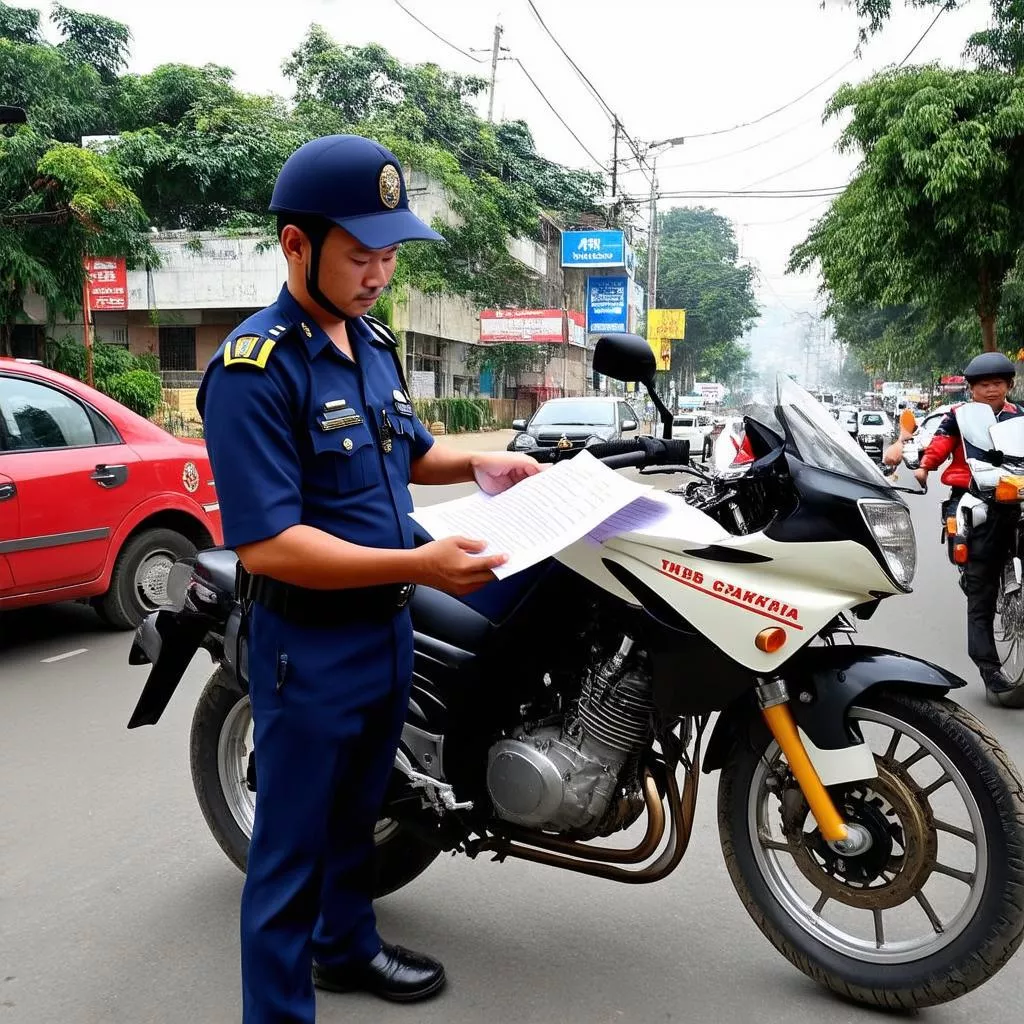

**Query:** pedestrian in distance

left=197, top=133, right=541, bottom=1024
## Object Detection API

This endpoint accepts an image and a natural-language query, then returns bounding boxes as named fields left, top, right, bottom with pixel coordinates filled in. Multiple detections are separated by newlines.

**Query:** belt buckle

left=395, top=583, right=414, bottom=609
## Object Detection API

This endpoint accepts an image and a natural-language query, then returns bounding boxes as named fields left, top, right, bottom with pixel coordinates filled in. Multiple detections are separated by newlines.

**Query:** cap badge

left=379, top=164, right=401, bottom=210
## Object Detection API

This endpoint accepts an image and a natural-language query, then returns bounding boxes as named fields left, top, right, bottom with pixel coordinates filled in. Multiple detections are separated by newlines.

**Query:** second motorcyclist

left=912, top=352, right=1023, bottom=697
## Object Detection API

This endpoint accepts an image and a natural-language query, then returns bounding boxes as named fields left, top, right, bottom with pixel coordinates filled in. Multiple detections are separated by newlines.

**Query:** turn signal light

left=755, top=627, right=787, bottom=653
left=994, top=475, right=1024, bottom=502
left=946, top=516, right=958, bottom=536
left=953, top=543, right=969, bottom=565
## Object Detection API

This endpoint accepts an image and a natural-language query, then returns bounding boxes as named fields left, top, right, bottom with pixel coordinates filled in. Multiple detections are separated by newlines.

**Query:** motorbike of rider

left=127, top=333, right=1024, bottom=1010
left=911, top=353, right=1024, bottom=700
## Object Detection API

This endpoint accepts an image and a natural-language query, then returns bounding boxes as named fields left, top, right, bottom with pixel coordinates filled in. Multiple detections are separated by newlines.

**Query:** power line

left=512, top=59, right=610, bottom=172
left=657, top=188, right=845, bottom=199
left=744, top=143, right=840, bottom=188
left=740, top=197, right=835, bottom=227
left=389, top=0, right=484, bottom=64
left=675, top=53, right=861, bottom=141
left=523, top=0, right=651, bottom=186
left=897, top=4, right=949, bottom=67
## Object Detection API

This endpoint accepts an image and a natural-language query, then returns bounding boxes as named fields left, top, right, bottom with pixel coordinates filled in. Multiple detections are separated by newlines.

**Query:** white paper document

left=410, top=450, right=673, bottom=578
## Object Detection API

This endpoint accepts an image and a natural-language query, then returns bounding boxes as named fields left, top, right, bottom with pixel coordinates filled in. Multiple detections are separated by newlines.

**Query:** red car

left=0, top=358, right=222, bottom=627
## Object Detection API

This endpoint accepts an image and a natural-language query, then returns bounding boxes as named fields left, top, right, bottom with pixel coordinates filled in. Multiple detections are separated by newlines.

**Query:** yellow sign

left=648, top=309, right=686, bottom=341
left=648, top=338, right=671, bottom=372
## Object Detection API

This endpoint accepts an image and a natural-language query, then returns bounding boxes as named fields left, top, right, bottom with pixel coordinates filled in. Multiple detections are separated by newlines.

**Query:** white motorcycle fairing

left=557, top=490, right=898, bottom=674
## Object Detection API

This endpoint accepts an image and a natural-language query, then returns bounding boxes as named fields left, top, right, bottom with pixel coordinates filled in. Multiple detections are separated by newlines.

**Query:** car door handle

left=0, top=482, right=15, bottom=501
left=91, top=464, right=128, bottom=489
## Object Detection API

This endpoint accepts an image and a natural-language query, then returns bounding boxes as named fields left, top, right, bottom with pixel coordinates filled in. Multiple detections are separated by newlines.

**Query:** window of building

left=158, top=326, right=197, bottom=371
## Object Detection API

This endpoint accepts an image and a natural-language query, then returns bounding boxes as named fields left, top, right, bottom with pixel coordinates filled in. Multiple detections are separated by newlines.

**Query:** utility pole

left=487, top=23, right=503, bottom=123
left=611, top=118, right=619, bottom=198
left=645, top=137, right=686, bottom=326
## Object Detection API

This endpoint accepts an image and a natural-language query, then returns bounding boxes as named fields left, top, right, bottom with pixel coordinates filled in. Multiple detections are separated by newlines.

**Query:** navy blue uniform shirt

left=197, top=285, right=434, bottom=554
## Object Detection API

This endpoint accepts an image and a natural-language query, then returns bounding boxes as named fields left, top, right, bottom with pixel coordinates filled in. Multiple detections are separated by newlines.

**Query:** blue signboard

left=562, top=230, right=626, bottom=268
left=587, top=275, right=629, bottom=334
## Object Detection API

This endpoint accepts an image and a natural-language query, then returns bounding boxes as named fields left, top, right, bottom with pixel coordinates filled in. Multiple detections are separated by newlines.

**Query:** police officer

left=197, top=134, right=541, bottom=1023
left=913, top=352, right=1023, bottom=697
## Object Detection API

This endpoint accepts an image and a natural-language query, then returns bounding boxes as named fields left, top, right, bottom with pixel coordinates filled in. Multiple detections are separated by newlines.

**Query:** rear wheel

left=718, top=691, right=1024, bottom=1008
left=96, top=527, right=195, bottom=629
left=993, top=559, right=1024, bottom=707
left=189, top=669, right=440, bottom=895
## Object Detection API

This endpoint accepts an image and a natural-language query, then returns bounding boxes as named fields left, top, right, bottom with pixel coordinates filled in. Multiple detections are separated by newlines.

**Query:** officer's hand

left=415, top=536, right=509, bottom=595
left=914, top=467, right=929, bottom=487
left=882, top=439, right=903, bottom=467
left=471, top=452, right=544, bottom=495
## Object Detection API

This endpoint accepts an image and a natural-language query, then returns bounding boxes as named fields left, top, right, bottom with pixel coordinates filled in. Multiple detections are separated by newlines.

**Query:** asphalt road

left=2, top=469, right=1023, bottom=1024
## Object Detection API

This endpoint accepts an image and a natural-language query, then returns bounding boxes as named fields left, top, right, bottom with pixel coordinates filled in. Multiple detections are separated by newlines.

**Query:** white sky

left=14, top=0, right=991, bottom=340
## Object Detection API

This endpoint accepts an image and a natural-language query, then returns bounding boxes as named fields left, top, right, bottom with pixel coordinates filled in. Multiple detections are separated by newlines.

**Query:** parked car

left=671, top=410, right=715, bottom=459
left=838, top=404, right=859, bottom=438
left=0, top=358, right=222, bottom=627
left=855, top=408, right=894, bottom=463
left=507, top=396, right=640, bottom=452
left=900, top=404, right=954, bottom=469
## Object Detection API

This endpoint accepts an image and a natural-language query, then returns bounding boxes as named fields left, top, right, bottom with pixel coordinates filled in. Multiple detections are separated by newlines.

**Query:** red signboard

left=940, top=374, right=965, bottom=385
left=84, top=256, right=128, bottom=310
left=479, top=308, right=586, bottom=346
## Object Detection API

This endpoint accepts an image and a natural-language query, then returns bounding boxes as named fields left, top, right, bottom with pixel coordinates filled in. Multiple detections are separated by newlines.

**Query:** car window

left=860, top=413, right=884, bottom=427
left=530, top=400, right=615, bottom=426
left=618, top=402, right=637, bottom=424
left=0, top=377, right=97, bottom=451
left=673, top=417, right=694, bottom=427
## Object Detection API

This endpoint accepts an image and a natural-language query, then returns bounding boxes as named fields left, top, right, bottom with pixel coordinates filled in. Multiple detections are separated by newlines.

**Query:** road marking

left=40, top=648, right=88, bottom=664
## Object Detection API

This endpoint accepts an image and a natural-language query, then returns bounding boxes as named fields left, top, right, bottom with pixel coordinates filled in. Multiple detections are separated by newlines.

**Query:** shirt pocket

left=309, top=422, right=377, bottom=493
left=388, top=410, right=419, bottom=479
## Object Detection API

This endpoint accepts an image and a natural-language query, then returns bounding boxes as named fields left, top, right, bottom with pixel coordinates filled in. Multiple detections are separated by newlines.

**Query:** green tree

left=790, top=66, right=1024, bottom=352
left=641, top=207, right=759, bottom=393
left=0, top=124, right=152, bottom=356
left=465, top=343, right=552, bottom=396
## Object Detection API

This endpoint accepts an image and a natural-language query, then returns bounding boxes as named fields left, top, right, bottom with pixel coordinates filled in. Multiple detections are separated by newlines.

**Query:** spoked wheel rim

left=134, top=547, right=176, bottom=612
left=994, top=561, right=1024, bottom=685
left=748, top=706, right=988, bottom=964
left=216, top=695, right=400, bottom=843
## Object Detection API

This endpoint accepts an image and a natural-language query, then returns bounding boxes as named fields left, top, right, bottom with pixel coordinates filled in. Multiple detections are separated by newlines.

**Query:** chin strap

left=303, top=222, right=350, bottom=322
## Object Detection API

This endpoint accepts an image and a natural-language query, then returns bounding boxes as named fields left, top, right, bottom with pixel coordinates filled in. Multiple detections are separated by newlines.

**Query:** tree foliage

left=790, top=66, right=1024, bottom=353
left=641, top=207, right=759, bottom=392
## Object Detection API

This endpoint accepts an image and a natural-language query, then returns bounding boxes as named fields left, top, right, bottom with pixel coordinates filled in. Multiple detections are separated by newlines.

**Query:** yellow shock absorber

left=761, top=701, right=849, bottom=845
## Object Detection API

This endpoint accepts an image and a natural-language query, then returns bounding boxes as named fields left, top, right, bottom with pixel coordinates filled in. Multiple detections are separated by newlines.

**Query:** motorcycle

left=944, top=402, right=1024, bottom=708
left=127, top=333, right=1024, bottom=1009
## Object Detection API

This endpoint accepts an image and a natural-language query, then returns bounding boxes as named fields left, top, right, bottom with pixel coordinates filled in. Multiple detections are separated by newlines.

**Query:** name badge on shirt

left=318, top=399, right=363, bottom=431
left=392, top=388, right=413, bottom=417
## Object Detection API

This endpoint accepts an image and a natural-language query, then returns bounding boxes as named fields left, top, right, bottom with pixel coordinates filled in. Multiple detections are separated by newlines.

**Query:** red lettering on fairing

left=653, top=560, right=804, bottom=631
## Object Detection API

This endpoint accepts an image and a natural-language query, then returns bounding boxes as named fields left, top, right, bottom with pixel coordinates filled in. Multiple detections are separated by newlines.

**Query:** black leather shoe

left=982, top=668, right=1015, bottom=695
left=313, top=943, right=446, bottom=1003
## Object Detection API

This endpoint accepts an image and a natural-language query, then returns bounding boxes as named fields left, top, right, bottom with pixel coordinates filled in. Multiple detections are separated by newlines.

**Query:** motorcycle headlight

left=859, top=499, right=916, bottom=589
left=512, top=432, right=536, bottom=450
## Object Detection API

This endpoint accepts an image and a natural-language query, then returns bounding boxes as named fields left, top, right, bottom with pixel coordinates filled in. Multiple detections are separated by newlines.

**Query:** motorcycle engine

left=485, top=638, right=655, bottom=834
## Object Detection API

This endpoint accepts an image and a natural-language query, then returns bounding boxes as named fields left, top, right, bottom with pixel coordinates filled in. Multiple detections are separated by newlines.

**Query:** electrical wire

left=743, top=142, right=840, bottom=188
left=389, top=0, right=484, bottom=63
left=657, top=188, right=845, bottom=199
left=740, top=197, right=834, bottom=227
left=523, top=0, right=651, bottom=185
left=512, top=59, right=610, bottom=172
left=897, top=4, right=949, bottom=68
left=674, top=53, right=861, bottom=141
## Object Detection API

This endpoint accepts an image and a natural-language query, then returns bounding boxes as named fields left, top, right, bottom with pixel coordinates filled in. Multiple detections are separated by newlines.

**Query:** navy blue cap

left=269, top=135, right=444, bottom=249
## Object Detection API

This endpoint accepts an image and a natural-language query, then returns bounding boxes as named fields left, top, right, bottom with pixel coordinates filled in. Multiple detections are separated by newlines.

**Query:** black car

left=507, top=396, right=641, bottom=452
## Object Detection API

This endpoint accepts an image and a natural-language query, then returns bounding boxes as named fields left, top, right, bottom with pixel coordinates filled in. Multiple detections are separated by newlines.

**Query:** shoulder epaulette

left=223, top=333, right=276, bottom=370
left=364, top=314, right=399, bottom=348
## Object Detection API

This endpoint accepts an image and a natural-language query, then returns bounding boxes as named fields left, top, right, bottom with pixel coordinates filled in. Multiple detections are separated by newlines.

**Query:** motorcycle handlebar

left=528, top=436, right=691, bottom=469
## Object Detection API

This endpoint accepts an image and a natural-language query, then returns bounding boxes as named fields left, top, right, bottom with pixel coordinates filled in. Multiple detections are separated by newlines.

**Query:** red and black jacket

left=919, top=402, right=1023, bottom=489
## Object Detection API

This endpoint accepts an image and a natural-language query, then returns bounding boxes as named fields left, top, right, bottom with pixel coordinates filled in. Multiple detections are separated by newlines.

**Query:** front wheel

left=189, top=668, right=440, bottom=896
left=993, top=559, right=1024, bottom=708
left=718, top=691, right=1024, bottom=1008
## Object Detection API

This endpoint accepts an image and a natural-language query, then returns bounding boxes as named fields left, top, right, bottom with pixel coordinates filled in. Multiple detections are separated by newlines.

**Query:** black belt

left=236, top=566, right=414, bottom=627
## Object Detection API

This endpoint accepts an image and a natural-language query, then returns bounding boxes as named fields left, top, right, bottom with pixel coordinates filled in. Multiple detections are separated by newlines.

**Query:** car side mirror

left=621, top=419, right=637, bottom=431
left=512, top=418, right=527, bottom=431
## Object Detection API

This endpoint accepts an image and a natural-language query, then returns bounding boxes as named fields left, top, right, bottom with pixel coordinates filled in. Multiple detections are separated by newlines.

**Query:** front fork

left=755, top=679, right=871, bottom=854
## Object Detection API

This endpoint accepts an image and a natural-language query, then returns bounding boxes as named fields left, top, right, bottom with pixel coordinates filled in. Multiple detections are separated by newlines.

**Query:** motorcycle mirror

left=0, top=105, right=27, bottom=124
left=592, top=333, right=656, bottom=385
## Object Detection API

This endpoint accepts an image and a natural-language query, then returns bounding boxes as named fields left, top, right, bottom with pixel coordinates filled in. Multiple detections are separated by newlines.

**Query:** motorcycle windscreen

left=958, top=403, right=1005, bottom=488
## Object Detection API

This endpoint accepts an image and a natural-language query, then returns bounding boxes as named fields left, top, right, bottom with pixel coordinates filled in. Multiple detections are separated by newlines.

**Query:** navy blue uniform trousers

left=240, top=602, right=413, bottom=1024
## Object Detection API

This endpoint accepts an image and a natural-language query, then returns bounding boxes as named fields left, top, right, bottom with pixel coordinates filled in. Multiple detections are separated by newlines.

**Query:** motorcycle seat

left=195, top=548, right=240, bottom=597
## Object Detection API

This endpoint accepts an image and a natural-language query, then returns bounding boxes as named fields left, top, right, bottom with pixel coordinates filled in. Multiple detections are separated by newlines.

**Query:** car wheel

left=96, top=527, right=197, bottom=629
